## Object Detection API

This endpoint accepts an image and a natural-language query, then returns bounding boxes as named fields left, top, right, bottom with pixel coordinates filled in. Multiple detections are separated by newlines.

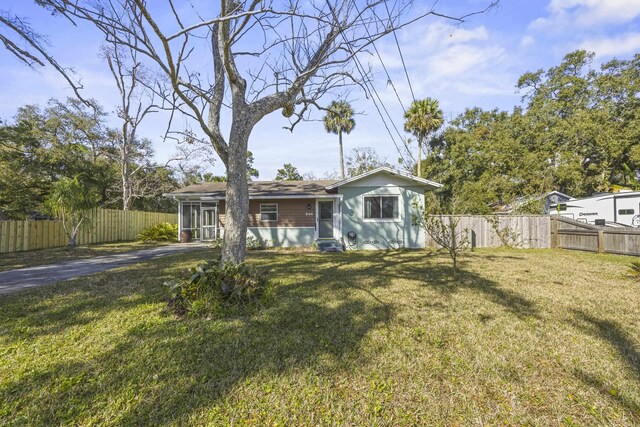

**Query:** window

left=557, top=203, right=567, bottom=211
left=618, top=209, right=635, bottom=215
left=364, top=196, right=398, bottom=219
left=260, top=203, right=278, bottom=221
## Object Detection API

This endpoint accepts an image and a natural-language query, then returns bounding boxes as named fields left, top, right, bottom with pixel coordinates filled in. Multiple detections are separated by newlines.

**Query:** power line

left=344, top=34, right=410, bottom=165
left=351, top=1, right=406, bottom=113
left=383, top=0, right=416, bottom=102
left=326, top=0, right=414, bottom=167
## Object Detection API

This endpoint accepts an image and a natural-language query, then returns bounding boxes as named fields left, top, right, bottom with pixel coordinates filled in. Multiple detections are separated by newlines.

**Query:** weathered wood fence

left=0, top=209, right=177, bottom=254
left=424, top=215, right=552, bottom=249
left=551, top=216, right=640, bottom=256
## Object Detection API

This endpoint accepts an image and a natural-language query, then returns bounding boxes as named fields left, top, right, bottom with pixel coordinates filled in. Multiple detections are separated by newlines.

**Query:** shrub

left=137, top=222, right=178, bottom=242
left=209, top=237, right=223, bottom=250
left=628, top=261, right=640, bottom=281
left=163, top=258, right=272, bottom=318
left=246, top=235, right=271, bottom=250
left=210, top=236, right=271, bottom=250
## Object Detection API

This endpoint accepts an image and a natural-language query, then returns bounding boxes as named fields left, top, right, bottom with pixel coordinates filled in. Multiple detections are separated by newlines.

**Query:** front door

left=202, top=208, right=217, bottom=241
left=318, top=201, right=334, bottom=239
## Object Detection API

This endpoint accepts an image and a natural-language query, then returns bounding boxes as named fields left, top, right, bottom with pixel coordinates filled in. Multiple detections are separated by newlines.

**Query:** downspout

left=613, top=195, right=617, bottom=224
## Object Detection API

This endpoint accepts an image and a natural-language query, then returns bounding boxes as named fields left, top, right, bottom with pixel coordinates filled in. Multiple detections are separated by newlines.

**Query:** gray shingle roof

left=167, top=180, right=338, bottom=198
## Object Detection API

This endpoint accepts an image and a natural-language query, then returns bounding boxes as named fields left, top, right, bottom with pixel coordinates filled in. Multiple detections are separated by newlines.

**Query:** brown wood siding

left=217, top=199, right=316, bottom=227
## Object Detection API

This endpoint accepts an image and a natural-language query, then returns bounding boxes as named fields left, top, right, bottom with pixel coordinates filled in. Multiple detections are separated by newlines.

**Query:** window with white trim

left=260, top=203, right=278, bottom=221
left=364, top=196, right=398, bottom=219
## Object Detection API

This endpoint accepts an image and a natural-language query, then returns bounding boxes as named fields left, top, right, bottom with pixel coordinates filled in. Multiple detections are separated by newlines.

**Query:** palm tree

left=404, top=98, right=444, bottom=177
left=45, top=176, right=97, bottom=248
left=324, top=100, right=356, bottom=179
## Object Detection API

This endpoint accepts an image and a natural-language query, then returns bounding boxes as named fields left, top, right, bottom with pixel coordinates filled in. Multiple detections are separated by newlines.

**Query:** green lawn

left=0, top=241, right=172, bottom=272
left=1, top=248, right=639, bottom=425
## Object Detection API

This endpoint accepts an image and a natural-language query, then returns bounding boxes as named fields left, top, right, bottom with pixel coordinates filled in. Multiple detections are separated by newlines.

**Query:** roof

left=546, top=190, right=574, bottom=200
left=325, top=166, right=442, bottom=190
left=166, top=180, right=338, bottom=199
left=165, top=167, right=443, bottom=198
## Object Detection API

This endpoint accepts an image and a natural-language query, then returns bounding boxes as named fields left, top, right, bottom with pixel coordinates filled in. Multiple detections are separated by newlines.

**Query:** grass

left=0, top=248, right=639, bottom=425
left=0, top=241, right=172, bottom=272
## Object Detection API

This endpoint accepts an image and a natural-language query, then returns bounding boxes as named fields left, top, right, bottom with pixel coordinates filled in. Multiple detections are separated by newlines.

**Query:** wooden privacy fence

left=424, top=215, right=552, bottom=249
left=0, top=209, right=177, bottom=254
left=551, top=216, right=640, bottom=256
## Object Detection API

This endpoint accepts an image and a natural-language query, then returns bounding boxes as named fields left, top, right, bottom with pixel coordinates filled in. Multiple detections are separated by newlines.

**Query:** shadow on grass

left=1, top=249, right=539, bottom=424
left=570, top=310, right=640, bottom=420
left=0, top=251, right=392, bottom=425
left=0, top=254, right=205, bottom=341
left=256, top=250, right=538, bottom=320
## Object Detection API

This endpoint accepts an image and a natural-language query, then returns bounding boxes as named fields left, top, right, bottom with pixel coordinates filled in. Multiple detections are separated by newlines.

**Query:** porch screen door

left=202, top=208, right=217, bottom=240
left=318, top=201, right=334, bottom=239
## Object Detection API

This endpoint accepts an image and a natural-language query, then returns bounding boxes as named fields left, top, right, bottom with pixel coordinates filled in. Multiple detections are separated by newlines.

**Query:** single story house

left=164, top=167, right=442, bottom=250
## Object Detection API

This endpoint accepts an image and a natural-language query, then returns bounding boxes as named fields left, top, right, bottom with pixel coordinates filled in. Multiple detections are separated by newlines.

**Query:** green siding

left=339, top=186, right=425, bottom=250
left=247, top=227, right=315, bottom=247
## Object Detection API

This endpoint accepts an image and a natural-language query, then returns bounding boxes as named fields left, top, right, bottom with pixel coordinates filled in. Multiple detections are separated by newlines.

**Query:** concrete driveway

left=0, top=243, right=209, bottom=295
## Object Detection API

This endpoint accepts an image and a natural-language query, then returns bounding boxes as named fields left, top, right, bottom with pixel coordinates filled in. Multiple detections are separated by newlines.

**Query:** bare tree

left=0, top=1, right=86, bottom=101
left=49, top=0, right=497, bottom=263
left=102, top=40, right=157, bottom=210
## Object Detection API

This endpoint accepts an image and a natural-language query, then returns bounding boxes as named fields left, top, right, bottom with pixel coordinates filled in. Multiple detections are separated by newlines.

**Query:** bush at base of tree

left=163, top=259, right=272, bottom=318
left=137, top=223, right=178, bottom=242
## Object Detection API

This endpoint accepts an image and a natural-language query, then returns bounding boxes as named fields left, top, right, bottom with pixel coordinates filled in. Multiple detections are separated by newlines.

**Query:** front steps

left=316, top=240, right=344, bottom=252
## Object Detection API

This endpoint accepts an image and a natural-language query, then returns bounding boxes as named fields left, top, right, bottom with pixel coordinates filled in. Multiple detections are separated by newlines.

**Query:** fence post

left=597, top=229, right=605, bottom=254
left=551, top=217, right=558, bottom=249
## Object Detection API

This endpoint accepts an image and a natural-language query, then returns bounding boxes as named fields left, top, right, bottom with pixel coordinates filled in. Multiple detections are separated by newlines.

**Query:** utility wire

left=351, top=1, right=406, bottom=113
left=354, top=55, right=410, bottom=166
left=326, top=0, right=414, bottom=167
left=383, top=0, right=416, bottom=102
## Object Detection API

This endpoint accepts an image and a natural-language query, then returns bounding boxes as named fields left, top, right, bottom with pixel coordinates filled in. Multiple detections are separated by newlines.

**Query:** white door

left=202, top=208, right=217, bottom=240
left=318, top=201, right=334, bottom=239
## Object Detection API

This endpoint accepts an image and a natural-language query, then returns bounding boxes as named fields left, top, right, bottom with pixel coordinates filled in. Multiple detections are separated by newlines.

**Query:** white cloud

left=580, top=32, right=640, bottom=57
left=520, top=36, right=535, bottom=48
left=429, top=44, right=506, bottom=77
left=365, top=19, right=515, bottom=114
left=534, top=0, right=640, bottom=28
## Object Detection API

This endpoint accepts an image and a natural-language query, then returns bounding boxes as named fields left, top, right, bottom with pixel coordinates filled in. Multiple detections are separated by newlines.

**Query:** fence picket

left=0, top=209, right=177, bottom=253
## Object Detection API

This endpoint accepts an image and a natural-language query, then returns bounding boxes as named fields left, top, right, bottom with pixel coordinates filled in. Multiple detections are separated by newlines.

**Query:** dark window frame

left=364, top=196, right=399, bottom=220
left=260, top=203, right=278, bottom=222
left=618, top=208, right=635, bottom=215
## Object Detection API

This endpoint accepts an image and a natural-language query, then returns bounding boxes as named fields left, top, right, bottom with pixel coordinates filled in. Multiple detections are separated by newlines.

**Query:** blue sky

left=1, top=0, right=640, bottom=180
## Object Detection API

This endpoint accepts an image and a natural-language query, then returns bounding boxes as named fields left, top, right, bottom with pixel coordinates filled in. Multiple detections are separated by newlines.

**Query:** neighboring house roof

left=166, top=180, right=338, bottom=199
left=546, top=191, right=575, bottom=200
left=166, top=167, right=442, bottom=199
left=492, top=191, right=575, bottom=213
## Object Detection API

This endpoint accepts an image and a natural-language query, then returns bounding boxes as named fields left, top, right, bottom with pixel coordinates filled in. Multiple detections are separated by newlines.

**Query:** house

left=164, top=167, right=442, bottom=250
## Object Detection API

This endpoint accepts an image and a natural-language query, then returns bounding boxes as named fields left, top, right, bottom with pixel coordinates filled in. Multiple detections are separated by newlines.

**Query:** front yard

left=0, top=248, right=638, bottom=425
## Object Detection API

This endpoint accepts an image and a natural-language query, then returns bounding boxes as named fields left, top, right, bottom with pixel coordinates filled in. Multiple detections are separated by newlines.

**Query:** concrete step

left=316, top=240, right=344, bottom=252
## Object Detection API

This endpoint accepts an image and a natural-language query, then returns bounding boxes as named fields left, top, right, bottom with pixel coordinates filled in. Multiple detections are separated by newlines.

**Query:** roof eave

left=325, top=166, right=443, bottom=190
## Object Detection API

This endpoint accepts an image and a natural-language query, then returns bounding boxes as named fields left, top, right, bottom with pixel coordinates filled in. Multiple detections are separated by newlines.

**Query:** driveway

left=0, top=243, right=209, bottom=295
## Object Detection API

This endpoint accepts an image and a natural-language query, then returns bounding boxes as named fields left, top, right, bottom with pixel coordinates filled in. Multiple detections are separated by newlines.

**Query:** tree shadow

left=420, top=263, right=539, bottom=319
left=0, top=254, right=392, bottom=425
left=2, top=248, right=542, bottom=424
left=0, top=251, right=210, bottom=342
left=257, top=250, right=539, bottom=319
left=569, top=310, right=640, bottom=420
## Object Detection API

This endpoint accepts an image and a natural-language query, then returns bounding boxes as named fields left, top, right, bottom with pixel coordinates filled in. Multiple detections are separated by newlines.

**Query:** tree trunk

left=417, top=137, right=422, bottom=178
left=220, top=125, right=251, bottom=264
left=121, top=141, right=131, bottom=210
left=339, top=130, right=345, bottom=179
